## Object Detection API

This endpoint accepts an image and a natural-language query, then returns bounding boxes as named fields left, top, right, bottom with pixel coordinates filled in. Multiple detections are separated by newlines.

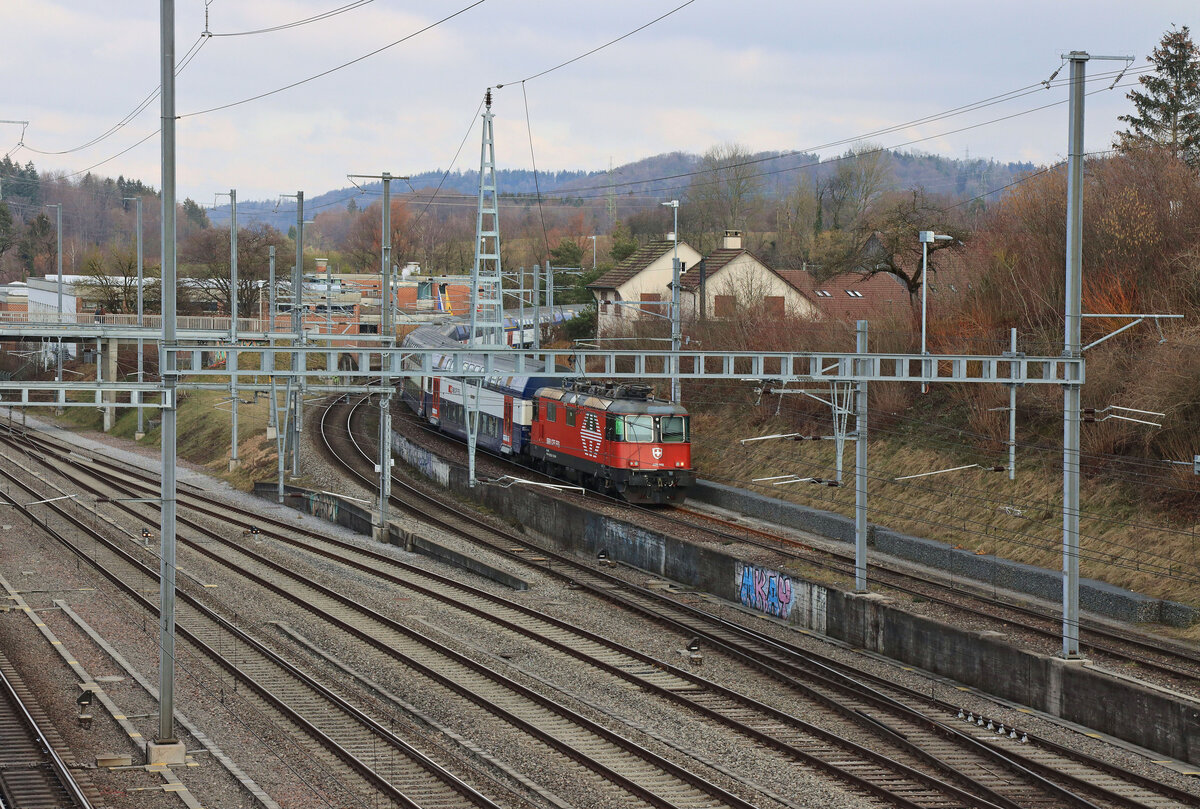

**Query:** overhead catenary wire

left=179, top=1, right=487, bottom=119
left=206, top=0, right=375, bottom=37
left=520, top=83, right=552, bottom=259
left=497, top=0, right=697, bottom=86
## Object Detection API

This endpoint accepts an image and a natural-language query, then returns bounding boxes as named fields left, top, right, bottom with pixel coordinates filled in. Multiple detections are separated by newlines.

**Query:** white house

left=586, top=238, right=703, bottom=335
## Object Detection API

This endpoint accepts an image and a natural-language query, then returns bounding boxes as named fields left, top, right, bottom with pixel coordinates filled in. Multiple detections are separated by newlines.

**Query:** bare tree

left=685, top=142, right=763, bottom=250
left=824, top=143, right=892, bottom=230
left=812, top=188, right=968, bottom=299
left=74, top=246, right=161, bottom=313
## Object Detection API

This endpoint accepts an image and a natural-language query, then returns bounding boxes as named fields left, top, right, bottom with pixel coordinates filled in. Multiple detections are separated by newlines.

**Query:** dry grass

left=694, top=405, right=1200, bottom=636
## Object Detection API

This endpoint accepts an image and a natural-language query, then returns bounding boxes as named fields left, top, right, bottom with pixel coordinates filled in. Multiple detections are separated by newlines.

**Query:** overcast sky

left=4, top=1, right=1195, bottom=203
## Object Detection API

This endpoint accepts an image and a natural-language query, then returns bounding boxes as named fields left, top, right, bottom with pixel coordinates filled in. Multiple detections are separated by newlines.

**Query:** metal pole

left=135, top=198, right=143, bottom=437
left=1062, top=51, right=1087, bottom=659
left=660, top=199, right=681, bottom=402
left=670, top=204, right=680, bottom=404
left=378, top=391, right=391, bottom=540
left=546, top=259, right=554, bottom=320
left=532, top=262, right=540, bottom=350
left=379, top=172, right=392, bottom=537
left=292, top=193, right=304, bottom=477
left=381, top=173, right=392, bottom=341
left=268, top=245, right=276, bottom=331
left=920, top=236, right=929, bottom=394
left=854, top=320, right=869, bottom=593
left=1008, top=327, right=1017, bottom=481
left=267, top=246, right=276, bottom=435
left=229, top=190, right=238, bottom=469
left=157, top=0, right=179, bottom=745
left=518, top=266, right=525, bottom=347
left=47, top=203, right=64, bottom=404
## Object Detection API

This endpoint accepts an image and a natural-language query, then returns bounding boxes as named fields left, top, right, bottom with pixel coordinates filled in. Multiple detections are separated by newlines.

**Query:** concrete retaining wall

left=251, top=481, right=528, bottom=590
left=389, top=433, right=1200, bottom=764
left=693, top=479, right=1197, bottom=627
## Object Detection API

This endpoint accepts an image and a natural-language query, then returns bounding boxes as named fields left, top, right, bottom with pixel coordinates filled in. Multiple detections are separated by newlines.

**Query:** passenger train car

left=400, top=324, right=693, bottom=504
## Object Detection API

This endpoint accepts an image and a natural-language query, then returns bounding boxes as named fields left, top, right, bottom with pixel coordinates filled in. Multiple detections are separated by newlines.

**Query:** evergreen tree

left=609, top=221, right=639, bottom=263
left=181, top=197, right=210, bottom=230
left=0, top=202, right=13, bottom=261
left=549, top=238, right=582, bottom=267
left=1117, top=26, right=1200, bottom=168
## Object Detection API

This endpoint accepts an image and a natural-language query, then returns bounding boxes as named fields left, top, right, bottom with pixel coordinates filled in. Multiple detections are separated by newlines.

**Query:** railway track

left=393, top=406, right=1200, bottom=691
left=4, top=423, right=1047, bottom=808
left=0, top=443, right=510, bottom=809
left=324, top=396, right=1200, bottom=809
left=2, top=414, right=1198, bottom=808
left=0, top=426, right=765, bottom=809
left=0, top=650, right=98, bottom=809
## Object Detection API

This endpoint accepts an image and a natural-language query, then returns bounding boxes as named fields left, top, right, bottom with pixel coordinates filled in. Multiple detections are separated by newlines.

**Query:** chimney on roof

left=667, top=231, right=677, bottom=242
left=722, top=229, right=742, bottom=250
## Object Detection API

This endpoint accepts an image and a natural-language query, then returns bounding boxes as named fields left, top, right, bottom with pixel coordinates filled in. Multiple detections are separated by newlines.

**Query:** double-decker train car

left=399, top=324, right=693, bottom=503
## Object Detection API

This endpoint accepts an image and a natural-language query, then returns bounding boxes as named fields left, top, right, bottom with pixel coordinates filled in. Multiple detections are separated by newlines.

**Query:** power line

left=498, top=0, right=697, bottom=86
left=178, top=1, right=487, bottom=119
left=207, top=1, right=375, bottom=37
left=19, top=36, right=208, bottom=158
left=521, top=83, right=552, bottom=259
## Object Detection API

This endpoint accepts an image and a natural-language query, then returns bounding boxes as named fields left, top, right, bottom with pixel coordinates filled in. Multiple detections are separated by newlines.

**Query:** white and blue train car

left=400, top=325, right=556, bottom=456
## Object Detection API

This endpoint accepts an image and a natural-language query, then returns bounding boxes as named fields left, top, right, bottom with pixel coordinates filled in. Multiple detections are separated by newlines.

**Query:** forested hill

left=208, top=148, right=1035, bottom=231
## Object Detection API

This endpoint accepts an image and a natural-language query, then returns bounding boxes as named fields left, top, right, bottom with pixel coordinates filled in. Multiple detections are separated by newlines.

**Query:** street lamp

left=661, top=200, right=680, bottom=403
left=918, top=230, right=954, bottom=394
left=588, top=234, right=597, bottom=269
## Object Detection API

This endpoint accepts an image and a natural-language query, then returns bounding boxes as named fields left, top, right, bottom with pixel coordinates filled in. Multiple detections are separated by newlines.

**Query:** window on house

left=640, top=292, right=664, bottom=319
left=765, top=296, right=784, bottom=318
left=714, top=295, right=735, bottom=318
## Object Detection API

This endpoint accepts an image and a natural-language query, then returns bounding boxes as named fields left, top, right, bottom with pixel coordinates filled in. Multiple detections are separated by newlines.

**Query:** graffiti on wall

left=736, top=562, right=794, bottom=619
left=305, top=491, right=339, bottom=522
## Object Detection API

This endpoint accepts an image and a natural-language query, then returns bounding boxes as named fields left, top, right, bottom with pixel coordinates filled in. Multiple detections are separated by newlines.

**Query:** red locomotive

left=531, top=382, right=692, bottom=504
left=400, top=325, right=693, bottom=504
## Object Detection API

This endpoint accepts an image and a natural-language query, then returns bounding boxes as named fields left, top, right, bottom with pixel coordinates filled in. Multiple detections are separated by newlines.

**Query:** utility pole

left=661, top=199, right=681, bottom=403
left=124, top=196, right=145, bottom=439
left=854, top=320, right=868, bottom=592
left=348, top=171, right=407, bottom=536
left=153, top=0, right=184, bottom=763
left=266, top=245, right=277, bottom=438
left=290, top=192, right=304, bottom=476
left=44, top=203, right=63, bottom=408
left=1061, top=53, right=1086, bottom=661
left=1060, top=50, right=1130, bottom=660
left=532, top=262, right=540, bottom=350
left=228, top=189, right=239, bottom=469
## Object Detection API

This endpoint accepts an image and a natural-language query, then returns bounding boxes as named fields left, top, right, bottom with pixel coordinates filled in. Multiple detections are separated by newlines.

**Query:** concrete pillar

left=102, top=338, right=119, bottom=432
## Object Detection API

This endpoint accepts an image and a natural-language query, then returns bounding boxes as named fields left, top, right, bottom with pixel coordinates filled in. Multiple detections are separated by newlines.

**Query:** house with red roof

left=586, top=237, right=703, bottom=334
left=675, top=231, right=819, bottom=322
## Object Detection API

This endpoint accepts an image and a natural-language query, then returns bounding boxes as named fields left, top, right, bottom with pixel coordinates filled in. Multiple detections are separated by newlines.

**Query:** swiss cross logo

left=581, top=411, right=602, bottom=458
left=651, top=446, right=663, bottom=460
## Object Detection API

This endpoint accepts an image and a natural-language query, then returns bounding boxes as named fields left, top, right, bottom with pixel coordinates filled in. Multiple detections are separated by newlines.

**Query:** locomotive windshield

left=606, top=414, right=688, bottom=443
left=623, top=415, right=655, bottom=442
left=659, top=416, right=688, bottom=442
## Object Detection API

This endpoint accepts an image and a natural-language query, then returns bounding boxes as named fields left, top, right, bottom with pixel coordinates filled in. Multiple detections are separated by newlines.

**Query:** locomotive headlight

left=675, top=462, right=684, bottom=467
left=629, top=460, right=639, bottom=467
